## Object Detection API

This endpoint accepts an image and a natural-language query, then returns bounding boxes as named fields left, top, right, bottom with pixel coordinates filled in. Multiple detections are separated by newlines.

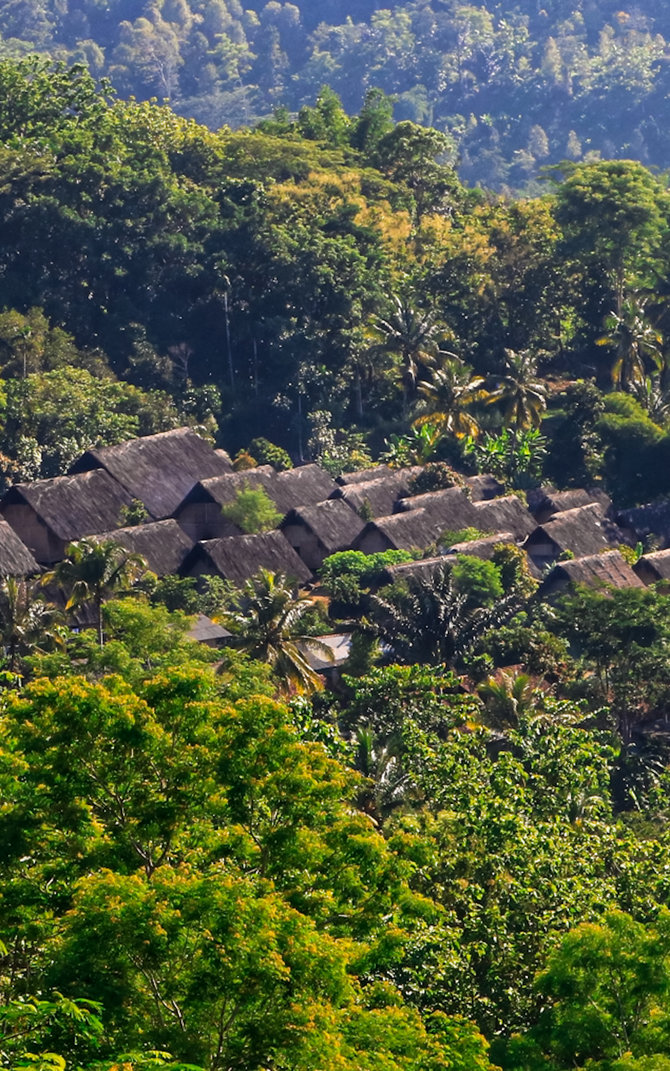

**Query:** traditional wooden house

left=0, top=518, right=40, bottom=577
left=93, top=519, right=194, bottom=577
left=540, top=550, right=643, bottom=598
left=331, top=470, right=420, bottom=520
left=70, top=427, right=232, bottom=519
left=445, top=532, right=516, bottom=559
left=524, top=503, right=626, bottom=570
left=617, top=501, right=670, bottom=549
left=394, top=487, right=481, bottom=533
left=472, top=496, right=536, bottom=542
left=186, top=614, right=233, bottom=648
left=0, top=469, right=136, bottom=563
left=280, top=499, right=366, bottom=571
left=352, top=508, right=444, bottom=555
left=173, top=467, right=277, bottom=541
left=528, top=487, right=613, bottom=524
left=633, top=549, right=670, bottom=588
left=181, top=530, right=313, bottom=588
left=378, top=554, right=450, bottom=586
left=272, top=464, right=337, bottom=512
left=336, top=465, right=394, bottom=486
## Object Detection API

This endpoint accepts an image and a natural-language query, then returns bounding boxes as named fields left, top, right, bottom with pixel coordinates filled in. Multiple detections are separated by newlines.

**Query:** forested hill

left=3, top=0, right=670, bottom=188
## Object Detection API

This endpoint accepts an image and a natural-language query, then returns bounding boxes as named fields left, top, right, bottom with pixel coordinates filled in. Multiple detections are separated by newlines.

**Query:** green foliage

left=408, top=462, right=466, bottom=495
left=220, top=484, right=282, bottom=534
left=465, top=427, right=547, bottom=490
left=452, top=555, right=504, bottom=609
left=247, top=437, right=293, bottom=471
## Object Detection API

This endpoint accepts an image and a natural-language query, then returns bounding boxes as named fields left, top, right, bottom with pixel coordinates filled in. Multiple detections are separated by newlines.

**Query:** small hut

left=525, top=503, right=626, bottom=570
left=187, top=614, right=233, bottom=648
left=394, top=488, right=481, bottom=532
left=272, top=464, right=337, bottom=512
left=633, top=550, right=670, bottom=588
left=540, top=550, right=643, bottom=598
left=93, top=519, right=194, bottom=577
left=0, top=470, right=136, bottom=563
left=181, top=530, right=313, bottom=587
left=280, top=499, right=366, bottom=571
left=528, top=486, right=613, bottom=524
left=445, top=532, right=516, bottom=559
left=472, top=496, right=536, bottom=542
left=70, top=427, right=232, bottom=519
left=332, top=470, right=420, bottom=519
left=173, top=467, right=277, bottom=541
left=617, top=500, right=670, bottom=549
left=0, top=518, right=41, bottom=577
left=352, top=508, right=444, bottom=555
left=378, top=554, right=451, bottom=586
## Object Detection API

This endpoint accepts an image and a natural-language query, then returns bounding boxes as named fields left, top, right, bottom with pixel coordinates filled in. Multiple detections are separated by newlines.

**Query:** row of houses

left=1, top=427, right=670, bottom=599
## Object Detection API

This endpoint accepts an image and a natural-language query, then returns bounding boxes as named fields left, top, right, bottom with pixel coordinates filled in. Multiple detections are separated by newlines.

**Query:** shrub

left=408, top=462, right=466, bottom=495
left=221, top=485, right=282, bottom=533
left=248, top=437, right=293, bottom=471
left=452, top=555, right=503, bottom=608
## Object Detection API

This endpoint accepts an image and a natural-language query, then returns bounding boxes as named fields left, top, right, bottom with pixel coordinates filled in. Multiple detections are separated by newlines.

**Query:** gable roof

left=70, top=427, right=232, bottom=519
left=0, top=518, right=40, bottom=576
left=176, top=467, right=277, bottom=511
left=379, top=554, right=452, bottom=585
left=617, top=500, right=670, bottom=548
left=272, top=464, right=337, bottom=511
left=93, top=519, right=194, bottom=577
left=464, top=474, right=505, bottom=501
left=336, top=465, right=395, bottom=486
left=395, top=487, right=481, bottom=531
left=541, top=550, right=643, bottom=593
left=526, top=503, right=625, bottom=559
left=473, top=496, right=536, bottom=541
left=446, top=532, right=516, bottom=559
left=528, top=486, right=613, bottom=523
left=353, top=508, right=444, bottom=552
left=183, top=530, right=313, bottom=587
left=1, top=469, right=135, bottom=542
left=333, top=471, right=420, bottom=519
left=281, top=499, right=366, bottom=555
left=633, top=549, right=670, bottom=583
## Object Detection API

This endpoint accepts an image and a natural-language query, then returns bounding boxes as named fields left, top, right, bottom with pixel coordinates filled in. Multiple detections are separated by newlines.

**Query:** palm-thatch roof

left=528, top=486, right=613, bottom=524
left=540, top=550, right=644, bottom=596
left=272, top=464, right=338, bottom=511
left=70, top=427, right=232, bottom=519
left=181, top=530, right=313, bottom=587
left=525, top=503, right=626, bottom=565
left=446, top=532, right=516, bottom=558
left=617, top=500, right=670, bottom=549
left=394, top=488, right=481, bottom=531
left=93, top=519, right=194, bottom=577
left=464, top=474, right=505, bottom=501
left=472, top=496, right=536, bottom=541
left=353, top=508, right=445, bottom=553
left=177, top=467, right=277, bottom=510
left=378, top=554, right=451, bottom=585
left=336, top=465, right=395, bottom=486
left=281, top=499, right=366, bottom=557
left=0, top=518, right=40, bottom=576
left=1, top=469, right=136, bottom=543
left=633, top=550, right=670, bottom=585
left=332, top=470, right=420, bottom=519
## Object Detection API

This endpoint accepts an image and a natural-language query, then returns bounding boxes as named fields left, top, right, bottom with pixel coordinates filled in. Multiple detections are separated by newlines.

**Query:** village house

left=0, top=469, right=136, bottom=563
left=173, top=467, right=277, bottom=542
left=0, top=518, right=41, bottom=577
left=378, top=554, right=450, bottom=586
left=181, top=530, right=313, bottom=588
left=471, top=496, right=537, bottom=542
left=524, top=503, right=627, bottom=570
left=464, top=474, right=505, bottom=501
left=271, top=464, right=338, bottom=512
left=445, top=532, right=517, bottom=559
left=539, top=550, right=643, bottom=598
left=394, top=487, right=481, bottom=533
left=280, top=499, right=366, bottom=571
left=617, top=500, right=670, bottom=549
left=70, top=427, right=232, bottom=520
left=330, top=469, right=422, bottom=520
left=633, top=549, right=670, bottom=588
left=336, top=465, right=395, bottom=486
left=93, top=519, right=194, bottom=577
left=352, top=508, right=444, bottom=555
left=527, top=486, right=613, bottom=525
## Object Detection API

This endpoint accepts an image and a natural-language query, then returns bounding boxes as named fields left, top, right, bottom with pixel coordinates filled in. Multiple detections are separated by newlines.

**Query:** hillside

left=3, top=0, right=670, bottom=188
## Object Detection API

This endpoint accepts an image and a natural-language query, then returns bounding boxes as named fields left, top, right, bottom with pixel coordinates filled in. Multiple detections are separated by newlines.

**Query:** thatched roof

left=178, top=467, right=277, bottom=510
left=464, top=474, right=505, bottom=501
left=473, top=496, right=536, bottom=541
left=617, top=500, right=670, bottom=548
left=281, top=499, right=366, bottom=555
left=333, top=470, right=419, bottom=519
left=353, top=508, right=444, bottom=552
left=2, top=469, right=135, bottom=541
left=526, top=503, right=625, bottom=560
left=182, top=530, right=313, bottom=587
left=446, top=532, right=516, bottom=558
left=541, top=550, right=643, bottom=595
left=395, top=487, right=481, bottom=531
left=633, top=549, right=670, bottom=584
left=93, top=519, right=194, bottom=577
left=272, top=464, right=337, bottom=511
left=70, top=427, right=232, bottom=519
left=0, top=518, right=40, bottom=576
left=379, top=554, right=451, bottom=585
left=187, top=614, right=233, bottom=645
left=336, top=465, right=395, bottom=486
left=528, top=486, right=613, bottom=524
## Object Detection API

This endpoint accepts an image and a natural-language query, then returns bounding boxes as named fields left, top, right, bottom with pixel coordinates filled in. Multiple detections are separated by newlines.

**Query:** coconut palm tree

left=631, top=373, right=670, bottom=425
left=44, top=538, right=147, bottom=646
left=0, top=576, right=64, bottom=673
left=413, top=356, right=489, bottom=439
left=596, top=295, right=663, bottom=390
left=367, top=294, right=453, bottom=416
left=224, top=569, right=333, bottom=694
left=477, top=671, right=535, bottom=731
left=485, top=349, right=547, bottom=429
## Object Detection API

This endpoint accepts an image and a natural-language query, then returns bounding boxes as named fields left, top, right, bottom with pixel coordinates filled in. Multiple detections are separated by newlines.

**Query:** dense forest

left=6, top=53, right=670, bottom=1071
left=4, top=1, right=670, bottom=187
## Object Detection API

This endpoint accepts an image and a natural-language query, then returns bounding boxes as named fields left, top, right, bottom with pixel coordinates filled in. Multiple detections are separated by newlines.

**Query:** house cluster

left=0, top=427, right=669, bottom=604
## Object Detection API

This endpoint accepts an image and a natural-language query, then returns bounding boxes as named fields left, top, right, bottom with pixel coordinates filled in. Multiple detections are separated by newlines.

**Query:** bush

left=408, top=462, right=466, bottom=495
left=452, top=555, right=503, bottom=608
left=248, top=437, right=293, bottom=471
left=221, top=485, right=282, bottom=533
